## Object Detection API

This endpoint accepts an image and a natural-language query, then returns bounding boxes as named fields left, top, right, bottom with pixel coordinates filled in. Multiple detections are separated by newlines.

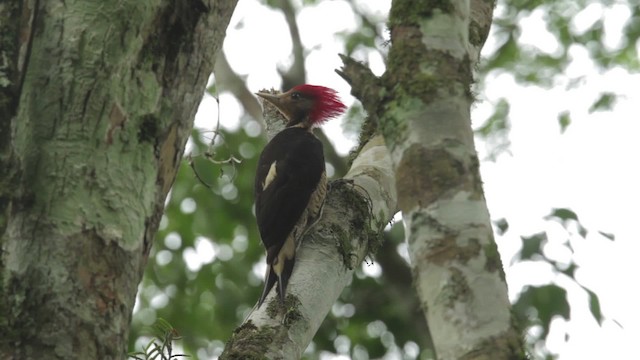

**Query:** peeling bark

left=0, top=0, right=237, bottom=358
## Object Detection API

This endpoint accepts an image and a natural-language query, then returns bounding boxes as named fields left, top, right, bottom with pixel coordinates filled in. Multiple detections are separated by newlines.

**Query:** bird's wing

left=254, top=129, right=324, bottom=260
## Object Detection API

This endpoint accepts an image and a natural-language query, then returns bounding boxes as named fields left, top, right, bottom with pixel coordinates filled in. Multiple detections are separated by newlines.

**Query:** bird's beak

left=256, top=91, right=293, bottom=122
left=255, top=92, right=281, bottom=106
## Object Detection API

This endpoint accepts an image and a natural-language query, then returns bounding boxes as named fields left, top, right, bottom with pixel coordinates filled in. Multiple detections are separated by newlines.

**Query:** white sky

left=194, top=0, right=640, bottom=358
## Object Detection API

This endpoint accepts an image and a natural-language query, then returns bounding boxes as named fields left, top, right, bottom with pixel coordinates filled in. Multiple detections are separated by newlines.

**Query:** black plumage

left=253, top=84, right=345, bottom=307
left=254, top=127, right=325, bottom=306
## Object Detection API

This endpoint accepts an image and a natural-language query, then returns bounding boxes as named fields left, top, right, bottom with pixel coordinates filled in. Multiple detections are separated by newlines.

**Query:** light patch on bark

left=404, top=191, right=511, bottom=359
left=345, top=135, right=397, bottom=220
left=419, top=1, right=470, bottom=60
left=404, top=98, right=474, bottom=153
left=1, top=0, right=238, bottom=358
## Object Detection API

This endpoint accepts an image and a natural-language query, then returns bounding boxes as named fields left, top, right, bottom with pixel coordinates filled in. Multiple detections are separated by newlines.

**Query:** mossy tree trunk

left=0, top=0, right=237, bottom=358
left=340, top=0, right=526, bottom=358
left=383, top=0, right=524, bottom=358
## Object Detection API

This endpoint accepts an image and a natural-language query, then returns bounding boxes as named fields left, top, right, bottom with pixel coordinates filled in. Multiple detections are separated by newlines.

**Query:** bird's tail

left=277, top=256, right=295, bottom=303
left=257, top=264, right=278, bottom=308
left=257, top=252, right=296, bottom=308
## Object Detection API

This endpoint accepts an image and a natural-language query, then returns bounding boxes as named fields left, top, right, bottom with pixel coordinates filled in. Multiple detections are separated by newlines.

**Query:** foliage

left=129, top=319, right=190, bottom=360
left=130, top=122, right=427, bottom=357
left=507, top=207, right=610, bottom=358
left=129, top=125, right=265, bottom=358
left=476, top=0, right=639, bottom=152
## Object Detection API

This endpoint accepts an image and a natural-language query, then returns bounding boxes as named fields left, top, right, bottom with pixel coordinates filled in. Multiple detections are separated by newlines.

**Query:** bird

left=254, top=84, right=346, bottom=307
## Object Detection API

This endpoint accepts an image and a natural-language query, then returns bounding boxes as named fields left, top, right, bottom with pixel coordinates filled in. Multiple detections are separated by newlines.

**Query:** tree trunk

left=337, top=0, right=525, bottom=358
left=378, top=0, right=524, bottom=358
left=0, top=1, right=237, bottom=358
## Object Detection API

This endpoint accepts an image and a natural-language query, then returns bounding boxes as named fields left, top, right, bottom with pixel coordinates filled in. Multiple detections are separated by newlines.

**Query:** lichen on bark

left=0, top=0, right=238, bottom=358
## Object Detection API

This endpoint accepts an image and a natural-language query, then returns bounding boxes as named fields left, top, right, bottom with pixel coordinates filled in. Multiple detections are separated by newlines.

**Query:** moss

left=383, top=18, right=474, bottom=107
left=483, top=240, right=506, bottom=281
left=468, top=20, right=485, bottom=49
left=459, top=152, right=482, bottom=200
left=438, top=267, right=470, bottom=307
left=282, top=295, right=303, bottom=327
left=459, top=238, right=482, bottom=263
left=459, top=327, right=527, bottom=360
left=377, top=96, right=410, bottom=150
left=262, top=290, right=303, bottom=321
left=391, top=41, right=472, bottom=101
left=388, top=0, right=455, bottom=28
left=347, top=116, right=379, bottom=166
left=329, top=180, right=380, bottom=268
left=221, top=321, right=276, bottom=360
left=331, top=223, right=354, bottom=269
left=396, top=145, right=466, bottom=211
left=379, top=26, right=474, bottom=151
left=425, top=234, right=484, bottom=267
left=221, top=298, right=303, bottom=358
left=265, top=298, right=282, bottom=318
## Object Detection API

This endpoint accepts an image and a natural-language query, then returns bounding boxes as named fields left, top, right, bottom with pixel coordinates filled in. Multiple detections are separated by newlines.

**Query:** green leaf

left=545, top=208, right=590, bottom=238
left=513, top=285, right=570, bottom=338
left=206, top=83, right=217, bottom=96
left=476, top=98, right=510, bottom=137
left=598, top=231, right=615, bottom=241
left=546, top=208, right=578, bottom=222
left=484, top=35, right=521, bottom=71
left=588, top=92, right=617, bottom=113
left=577, top=224, right=588, bottom=238
left=518, top=232, right=547, bottom=262
left=493, top=218, right=509, bottom=235
left=558, top=111, right=571, bottom=133
left=555, top=261, right=577, bottom=278
left=582, top=286, right=603, bottom=325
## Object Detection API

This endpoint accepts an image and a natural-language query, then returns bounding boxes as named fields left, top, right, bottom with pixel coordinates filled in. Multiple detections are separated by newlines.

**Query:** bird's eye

left=291, top=92, right=301, bottom=100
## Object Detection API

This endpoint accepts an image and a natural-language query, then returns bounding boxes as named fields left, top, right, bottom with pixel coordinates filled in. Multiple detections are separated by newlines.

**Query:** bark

left=221, top=96, right=397, bottom=359
left=340, top=0, right=525, bottom=358
left=0, top=0, right=237, bottom=358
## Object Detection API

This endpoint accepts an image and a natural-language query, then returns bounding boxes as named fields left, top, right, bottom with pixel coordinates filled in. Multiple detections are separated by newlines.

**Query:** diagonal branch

left=213, top=50, right=264, bottom=121
left=276, top=0, right=306, bottom=91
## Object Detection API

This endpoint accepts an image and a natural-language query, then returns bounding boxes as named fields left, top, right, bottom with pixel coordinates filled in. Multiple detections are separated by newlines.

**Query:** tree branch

left=213, top=50, right=264, bottom=121
left=336, top=54, right=383, bottom=158
left=276, top=0, right=306, bottom=91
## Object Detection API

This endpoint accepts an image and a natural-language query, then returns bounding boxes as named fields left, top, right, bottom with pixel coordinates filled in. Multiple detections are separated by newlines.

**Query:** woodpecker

left=254, top=85, right=346, bottom=307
